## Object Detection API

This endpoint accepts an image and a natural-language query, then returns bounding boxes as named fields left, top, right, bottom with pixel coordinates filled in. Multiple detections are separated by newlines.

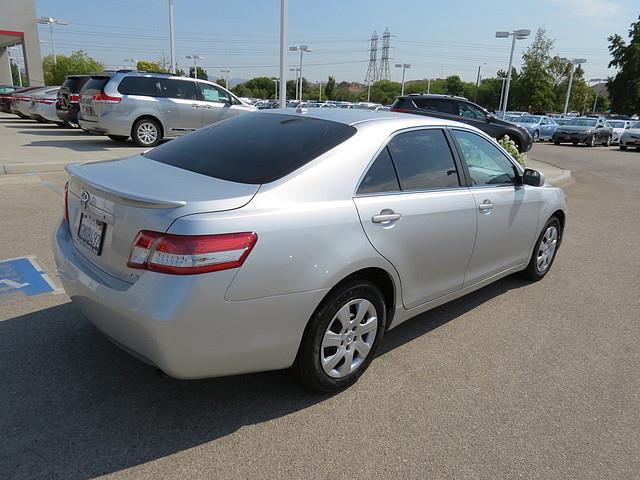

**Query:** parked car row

left=2, top=70, right=257, bottom=147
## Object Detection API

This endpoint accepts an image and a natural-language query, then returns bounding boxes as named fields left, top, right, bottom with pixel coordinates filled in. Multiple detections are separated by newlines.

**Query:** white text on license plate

left=78, top=213, right=105, bottom=255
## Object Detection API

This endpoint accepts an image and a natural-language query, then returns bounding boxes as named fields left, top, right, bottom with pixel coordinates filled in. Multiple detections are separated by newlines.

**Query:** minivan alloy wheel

left=321, top=298, right=378, bottom=378
left=136, top=122, right=158, bottom=145
left=536, top=225, right=558, bottom=273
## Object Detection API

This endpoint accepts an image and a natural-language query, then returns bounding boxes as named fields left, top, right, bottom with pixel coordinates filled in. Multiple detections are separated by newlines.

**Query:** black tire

left=108, top=134, right=129, bottom=142
left=131, top=117, right=162, bottom=147
left=553, top=140, right=560, bottom=145
left=572, top=141, right=578, bottom=146
left=521, top=217, right=562, bottom=281
left=56, top=121, right=73, bottom=128
left=532, top=130, right=540, bottom=142
left=619, top=145, right=627, bottom=151
left=587, top=135, right=596, bottom=147
left=603, top=136, right=611, bottom=147
left=292, top=279, right=387, bottom=393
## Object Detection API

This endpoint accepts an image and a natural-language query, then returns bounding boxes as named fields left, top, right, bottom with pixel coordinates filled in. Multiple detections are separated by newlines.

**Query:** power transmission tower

left=377, top=27, right=391, bottom=81
left=364, top=31, right=378, bottom=84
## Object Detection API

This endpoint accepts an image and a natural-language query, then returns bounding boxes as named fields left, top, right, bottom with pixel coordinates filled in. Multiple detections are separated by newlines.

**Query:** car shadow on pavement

left=24, top=139, right=143, bottom=152
left=18, top=129, right=91, bottom=136
left=0, top=275, right=528, bottom=478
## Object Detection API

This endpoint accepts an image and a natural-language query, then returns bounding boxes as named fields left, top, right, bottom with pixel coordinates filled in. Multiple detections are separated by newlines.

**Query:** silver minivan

left=78, top=71, right=256, bottom=146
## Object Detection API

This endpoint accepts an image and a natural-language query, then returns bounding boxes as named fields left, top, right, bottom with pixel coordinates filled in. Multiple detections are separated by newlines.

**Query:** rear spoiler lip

left=66, top=163, right=187, bottom=208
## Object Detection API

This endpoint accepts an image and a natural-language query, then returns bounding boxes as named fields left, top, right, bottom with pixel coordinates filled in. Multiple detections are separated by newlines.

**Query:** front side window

left=457, top=102, right=486, bottom=120
left=451, top=130, right=517, bottom=186
left=199, top=83, right=231, bottom=103
left=158, top=79, right=198, bottom=100
left=357, top=147, right=400, bottom=194
left=387, top=129, right=460, bottom=190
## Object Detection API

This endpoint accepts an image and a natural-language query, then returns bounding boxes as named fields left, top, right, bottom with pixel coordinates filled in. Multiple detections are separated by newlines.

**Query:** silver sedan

left=53, top=109, right=567, bottom=392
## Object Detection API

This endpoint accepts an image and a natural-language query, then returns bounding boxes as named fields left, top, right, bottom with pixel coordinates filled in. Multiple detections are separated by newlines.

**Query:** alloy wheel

left=536, top=225, right=558, bottom=273
left=320, top=298, right=378, bottom=379
left=137, top=122, right=158, bottom=145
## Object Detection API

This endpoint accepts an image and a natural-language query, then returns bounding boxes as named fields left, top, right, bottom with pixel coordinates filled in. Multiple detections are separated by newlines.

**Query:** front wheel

left=619, top=145, right=627, bottom=151
left=132, top=118, right=162, bottom=147
left=522, top=217, right=561, bottom=281
left=587, top=135, right=596, bottom=147
left=292, top=279, right=386, bottom=393
left=532, top=130, right=540, bottom=142
left=603, top=135, right=611, bottom=147
left=553, top=139, right=560, bottom=145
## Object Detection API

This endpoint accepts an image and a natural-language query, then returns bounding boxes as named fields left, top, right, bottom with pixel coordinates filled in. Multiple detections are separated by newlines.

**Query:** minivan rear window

left=62, top=76, right=88, bottom=93
left=82, top=77, right=111, bottom=93
left=144, top=113, right=357, bottom=184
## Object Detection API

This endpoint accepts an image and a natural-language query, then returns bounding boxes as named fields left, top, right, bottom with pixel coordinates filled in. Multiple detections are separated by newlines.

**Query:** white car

left=619, top=121, right=640, bottom=151
left=608, top=120, right=632, bottom=144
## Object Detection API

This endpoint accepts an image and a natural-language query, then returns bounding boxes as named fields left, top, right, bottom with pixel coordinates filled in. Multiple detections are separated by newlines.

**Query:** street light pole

left=319, top=80, right=322, bottom=101
left=220, top=69, right=231, bottom=89
left=395, top=63, right=411, bottom=96
left=427, top=78, right=431, bottom=94
left=562, top=58, right=587, bottom=116
left=290, top=45, right=310, bottom=102
left=168, top=0, right=176, bottom=73
left=272, top=78, right=279, bottom=101
left=8, top=48, right=22, bottom=86
left=589, top=78, right=603, bottom=113
left=37, top=17, right=69, bottom=65
left=496, top=29, right=530, bottom=118
left=185, top=55, right=203, bottom=80
left=474, top=62, right=487, bottom=102
left=498, top=76, right=506, bottom=112
left=289, top=68, right=299, bottom=100
left=279, top=0, right=288, bottom=108
left=124, top=58, right=136, bottom=70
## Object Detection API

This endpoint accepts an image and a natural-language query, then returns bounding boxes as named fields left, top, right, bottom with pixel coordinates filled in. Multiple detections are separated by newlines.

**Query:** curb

left=0, top=161, right=83, bottom=175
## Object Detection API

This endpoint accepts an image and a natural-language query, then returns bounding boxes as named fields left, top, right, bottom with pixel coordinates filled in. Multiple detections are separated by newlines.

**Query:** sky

left=24, top=0, right=640, bottom=85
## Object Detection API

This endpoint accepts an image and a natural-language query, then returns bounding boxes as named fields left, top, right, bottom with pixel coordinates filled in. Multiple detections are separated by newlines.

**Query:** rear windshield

left=82, top=77, right=111, bottom=93
left=145, top=113, right=357, bottom=184
left=62, top=77, right=88, bottom=93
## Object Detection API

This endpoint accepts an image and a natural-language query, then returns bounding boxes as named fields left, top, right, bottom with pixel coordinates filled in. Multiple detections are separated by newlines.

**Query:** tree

left=43, top=50, right=103, bottom=85
left=232, top=76, right=278, bottom=99
left=445, top=75, right=465, bottom=96
left=517, top=28, right=556, bottom=112
left=368, top=80, right=401, bottom=104
left=324, top=75, right=336, bottom=100
left=607, top=15, right=640, bottom=115
left=136, top=60, right=168, bottom=73
left=188, top=66, right=208, bottom=80
left=10, top=61, right=23, bottom=86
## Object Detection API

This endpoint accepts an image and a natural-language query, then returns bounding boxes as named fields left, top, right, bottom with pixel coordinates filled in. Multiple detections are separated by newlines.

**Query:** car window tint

left=199, top=83, right=230, bottom=103
left=387, top=129, right=460, bottom=190
left=145, top=113, right=356, bottom=184
left=357, top=147, right=400, bottom=194
left=118, top=77, right=158, bottom=96
left=457, top=102, right=485, bottom=119
left=158, top=79, right=197, bottom=100
left=451, top=130, right=517, bottom=186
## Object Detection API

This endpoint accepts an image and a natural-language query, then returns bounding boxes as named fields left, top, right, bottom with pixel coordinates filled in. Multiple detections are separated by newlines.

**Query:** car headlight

left=581, top=129, right=593, bottom=134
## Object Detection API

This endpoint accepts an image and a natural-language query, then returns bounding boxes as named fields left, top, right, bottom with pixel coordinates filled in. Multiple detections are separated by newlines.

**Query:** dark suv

left=56, top=75, right=91, bottom=126
left=391, top=94, right=533, bottom=153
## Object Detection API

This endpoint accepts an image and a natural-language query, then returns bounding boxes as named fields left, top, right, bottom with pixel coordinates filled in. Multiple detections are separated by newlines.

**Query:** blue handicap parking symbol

left=0, top=257, right=58, bottom=298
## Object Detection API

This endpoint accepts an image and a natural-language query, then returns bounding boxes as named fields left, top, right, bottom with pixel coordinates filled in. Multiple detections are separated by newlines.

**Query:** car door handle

left=372, top=211, right=402, bottom=224
left=203, top=105, right=212, bottom=109
left=192, top=104, right=201, bottom=108
left=478, top=200, right=494, bottom=212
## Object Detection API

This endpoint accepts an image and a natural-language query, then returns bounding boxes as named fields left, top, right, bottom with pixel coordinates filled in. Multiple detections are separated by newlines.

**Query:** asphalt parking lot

left=1, top=114, right=639, bottom=479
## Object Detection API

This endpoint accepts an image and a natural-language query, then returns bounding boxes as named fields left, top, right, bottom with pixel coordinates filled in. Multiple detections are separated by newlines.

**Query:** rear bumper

left=53, top=220, right=325, bottom=379
left=78, top=115, right=131, bottom=136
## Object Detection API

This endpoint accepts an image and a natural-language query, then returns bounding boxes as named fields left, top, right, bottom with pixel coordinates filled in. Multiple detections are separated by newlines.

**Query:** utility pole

left=496, top=29, right=531, bottom=118
left=319, top=80, right=322, bottom=101
left=364, top=31, right=378, bottom=84
left=562, top=58, right=587, bottom=116
left=377, top=28, right=391, bottom=81
left=220, top=69, right=231, bottom=89
left=427, top=78, right=431, bottom=94
left=37, top=17, right=69, bottom=65
left=394, top=63, right=411, bottom=96
left=168, top=0, right=176, bottom=73
left=474, top=62, right=487, bottom=102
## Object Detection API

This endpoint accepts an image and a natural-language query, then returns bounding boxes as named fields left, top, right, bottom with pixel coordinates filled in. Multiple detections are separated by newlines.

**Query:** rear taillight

left=390, top=107, right=408, bottom=113
left=70, top=94, right=80, bottom=103
left=63, top=181, right=69, bottom=223
left=127, top=231, right=258, bottom=275
left=93, top=92, right=121, bottom=104
left=38, top=99, right=56, bottom=105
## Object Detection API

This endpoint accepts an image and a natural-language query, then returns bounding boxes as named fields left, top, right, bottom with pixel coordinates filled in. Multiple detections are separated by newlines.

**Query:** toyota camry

left=54, top=109, right=566, bottom=392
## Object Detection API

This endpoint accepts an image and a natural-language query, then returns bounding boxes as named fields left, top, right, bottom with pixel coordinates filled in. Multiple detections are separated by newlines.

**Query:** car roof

left=264, top=107, right=476, bottom=129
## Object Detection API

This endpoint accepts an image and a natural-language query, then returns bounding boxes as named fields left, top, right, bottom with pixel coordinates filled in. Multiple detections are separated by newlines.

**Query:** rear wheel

left=619, top=145, right=627, bottom=151
left=107, top=134, right=129, bottom=142
left=603, top=135, right=611, bottom=147
left=587, top=135, right=596, bottom=147
left=292, top=279, right=386, bottom=393
left=132, top=118, right=162, bottom=147
left=522, top=217, right=561, bottom=281
left=532, top=130, right=540, bottom=142
left=553, top=139, right=560, bottom=145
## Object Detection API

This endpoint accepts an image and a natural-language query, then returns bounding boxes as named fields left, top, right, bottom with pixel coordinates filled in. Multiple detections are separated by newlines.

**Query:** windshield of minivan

left=144, top=113, right=357, bottom=184
left=566, top=118, right=597, bottom=127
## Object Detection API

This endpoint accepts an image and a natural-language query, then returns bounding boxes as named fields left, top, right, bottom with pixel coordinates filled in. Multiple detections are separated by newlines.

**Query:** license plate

left=77, top=213, right=105, bottom=255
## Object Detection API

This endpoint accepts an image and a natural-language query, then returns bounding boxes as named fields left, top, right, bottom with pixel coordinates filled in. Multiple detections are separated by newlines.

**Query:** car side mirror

left=522, top=168, right=545, bottom=187
left=596, top=124, right=603, bottom=129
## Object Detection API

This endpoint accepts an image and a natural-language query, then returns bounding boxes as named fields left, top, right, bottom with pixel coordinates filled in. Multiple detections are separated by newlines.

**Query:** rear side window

left=158, top=79, right=197, bottom=100
left=387, top=129, right=460, bottom=190
left=357, top=147, right=400, bottom=194
left=118, top=77, right=159, bottom=96
left=424, top=99, right=457, bottom=115
left=145, top=113, right=357, bottom=184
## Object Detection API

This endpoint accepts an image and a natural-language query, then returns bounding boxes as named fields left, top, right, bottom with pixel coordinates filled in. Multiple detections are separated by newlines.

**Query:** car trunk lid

left=66, top=155, right=260, bottom=282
